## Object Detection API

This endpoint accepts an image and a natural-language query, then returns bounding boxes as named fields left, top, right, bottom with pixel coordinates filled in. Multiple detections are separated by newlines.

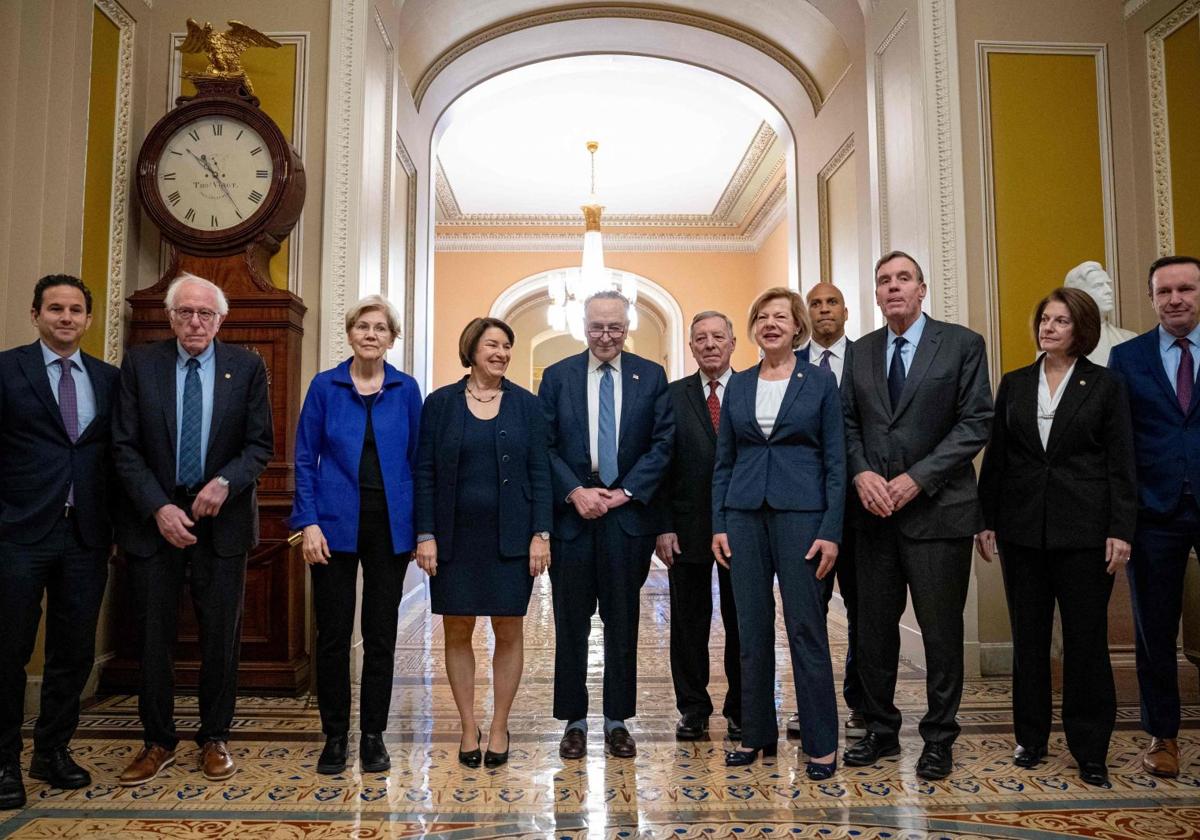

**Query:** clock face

left=154, top=116, right=276, bottom=232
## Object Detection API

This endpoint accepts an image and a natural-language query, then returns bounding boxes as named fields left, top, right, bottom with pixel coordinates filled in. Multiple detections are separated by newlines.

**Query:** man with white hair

left=113, top=273, right=272, bottom=786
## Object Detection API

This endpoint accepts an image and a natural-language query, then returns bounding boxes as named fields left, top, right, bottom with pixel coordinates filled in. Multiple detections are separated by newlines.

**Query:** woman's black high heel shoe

left=484, top=730, right=510, bottom=768
left=805, top=754, right=838, bottom=781
left=458, top=727, right=482, bottom=768
left=725, top=742, right=778, bottom=767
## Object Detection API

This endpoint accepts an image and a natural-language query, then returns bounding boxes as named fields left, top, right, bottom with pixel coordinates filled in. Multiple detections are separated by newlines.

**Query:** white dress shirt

left=756, top=377, right=789, bottom=437
left=807, top=334, right=848, bottom=386
left=587, top=352, right=623, bottom=471
left=1036, top=359, right=1076, bottom=449
left=700, top=366, right=733, bottom=406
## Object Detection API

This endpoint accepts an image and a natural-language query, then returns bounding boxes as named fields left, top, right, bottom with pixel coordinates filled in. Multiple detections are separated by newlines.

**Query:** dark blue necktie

left=819, top=349, right=832, bottom=371
left=598, top=363, right=618, bottom=487
left=888, top=336, right=907, bottom=410
left=178, top=357, right=203, bottom=487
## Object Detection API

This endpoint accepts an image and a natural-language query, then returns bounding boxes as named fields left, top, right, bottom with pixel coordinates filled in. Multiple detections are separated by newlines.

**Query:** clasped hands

left=854, top=470, right=919, bottom=517
left=567, top=486, right=629, bottom=519
left=153, top=477, right=230, bottom=548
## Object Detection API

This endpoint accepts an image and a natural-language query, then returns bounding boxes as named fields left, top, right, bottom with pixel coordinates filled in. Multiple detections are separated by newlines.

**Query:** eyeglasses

left=171, top=307, right=218, bottom=323
left=586, top=325, right=627, bottom=338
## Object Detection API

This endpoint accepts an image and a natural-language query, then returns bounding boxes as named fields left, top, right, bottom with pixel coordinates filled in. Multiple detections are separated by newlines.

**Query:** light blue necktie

left=598, top=363, right=618, bottom=487
left=178, top=357, right=203, bottom=487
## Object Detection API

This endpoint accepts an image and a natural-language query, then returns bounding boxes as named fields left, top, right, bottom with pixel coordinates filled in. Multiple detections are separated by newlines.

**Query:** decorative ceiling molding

left=1124, top=0, right=1153, bottom=18
left=435, top=120, right=780, bottom=229
left=742, top=177, right=787, bottom=240
left=412, top=5, right=824, bottom=114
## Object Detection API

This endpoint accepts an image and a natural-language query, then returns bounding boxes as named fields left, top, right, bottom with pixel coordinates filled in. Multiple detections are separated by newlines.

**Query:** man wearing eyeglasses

left=538, top=290, right=674, bottom=759
left=112, top=273, right=272, bottom=787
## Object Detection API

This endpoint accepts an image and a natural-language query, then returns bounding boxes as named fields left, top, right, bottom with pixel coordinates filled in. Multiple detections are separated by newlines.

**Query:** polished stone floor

left=4, top=570, right=1200, bottom=838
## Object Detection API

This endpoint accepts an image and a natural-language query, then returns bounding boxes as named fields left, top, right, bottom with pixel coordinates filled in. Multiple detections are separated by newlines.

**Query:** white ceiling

left=435, top=55, right=779, bottom=216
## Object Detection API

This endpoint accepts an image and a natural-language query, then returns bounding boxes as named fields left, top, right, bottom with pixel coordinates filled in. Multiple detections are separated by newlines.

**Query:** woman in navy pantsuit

left=712, top=287, right=845, bottom=777
left=414, top=318, right=552, bottom=768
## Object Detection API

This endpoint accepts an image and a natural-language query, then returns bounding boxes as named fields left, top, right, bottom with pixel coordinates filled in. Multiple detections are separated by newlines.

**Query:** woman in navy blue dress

left=414, top=318, right=552, bottom=768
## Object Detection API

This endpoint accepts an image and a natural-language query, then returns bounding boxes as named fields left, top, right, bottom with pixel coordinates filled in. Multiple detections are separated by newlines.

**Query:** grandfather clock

left=102, top=42, right=310, bottom=693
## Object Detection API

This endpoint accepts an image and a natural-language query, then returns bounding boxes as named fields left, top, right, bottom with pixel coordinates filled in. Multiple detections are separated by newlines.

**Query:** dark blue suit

left=0, top=341, right=119, bottom=762
left=538, top=350, right=673, bottom=722
left=712, top=357, right=845, bottom=754
left=1110, top=327, right=1200, bottom=738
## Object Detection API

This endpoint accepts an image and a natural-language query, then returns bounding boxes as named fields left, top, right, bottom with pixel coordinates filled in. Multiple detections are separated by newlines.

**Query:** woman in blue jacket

left=289, top=295, right=422, bottom=777
left=414, top=317, right=552, bottom=768
left=712, top=287, right=845, bottom=777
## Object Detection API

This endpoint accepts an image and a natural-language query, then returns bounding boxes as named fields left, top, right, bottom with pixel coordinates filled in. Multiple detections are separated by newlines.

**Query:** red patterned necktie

left=1177, top=338, right=1194, bottom=414
left=707, top=380, right=721, bottom=432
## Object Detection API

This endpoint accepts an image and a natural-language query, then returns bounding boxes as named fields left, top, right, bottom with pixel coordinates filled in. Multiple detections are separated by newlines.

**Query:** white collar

left=699, top=367, right=733, bottom=389
left=588, top=352, right=622, bottom=373
left=39, top=340, right=83, bottom=369
left=809, top=334, right=847, bottom=358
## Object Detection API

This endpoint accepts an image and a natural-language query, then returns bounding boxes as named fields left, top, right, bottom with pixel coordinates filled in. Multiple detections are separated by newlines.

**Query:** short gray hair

left=690, top=310, right=734, bottom=336
left=345, top=294, right=403, bottom=337
left=583, top=290, right=630, bottom=321
left=165, top=273, right=229, bottom=316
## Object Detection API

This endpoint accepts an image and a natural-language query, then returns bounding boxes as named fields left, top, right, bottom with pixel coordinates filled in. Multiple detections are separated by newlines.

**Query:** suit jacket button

left=502, top=478, right=510, bottom=485
left=502, top=454, right=510, bottom=462
left=499, top=429, right=507, bottom=437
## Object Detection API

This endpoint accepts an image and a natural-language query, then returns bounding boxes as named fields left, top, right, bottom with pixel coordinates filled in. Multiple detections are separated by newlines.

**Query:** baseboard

left=980, top=642, right=1013, bottom=676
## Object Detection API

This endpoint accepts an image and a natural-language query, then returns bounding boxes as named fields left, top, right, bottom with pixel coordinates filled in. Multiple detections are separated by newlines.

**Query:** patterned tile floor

left=4, top=571, right=1200, bottom=838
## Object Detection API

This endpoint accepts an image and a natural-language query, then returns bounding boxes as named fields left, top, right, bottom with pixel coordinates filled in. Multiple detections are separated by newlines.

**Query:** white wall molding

left=872, top=10, right=909, bottom=255
left=818, top=134, right=856, bottom=284
left=1124, top=0, right=1154, bottom=19
left=396, top=133, right=417, bottom=372
left=435, top=233, right=762, bottom=253
left=373, top=7, right=395, bottom=301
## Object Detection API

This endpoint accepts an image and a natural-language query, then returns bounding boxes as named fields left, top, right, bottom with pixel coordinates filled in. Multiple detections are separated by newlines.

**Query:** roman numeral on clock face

left=212, top=123, right=223, bottom=136
left=210, top=215, right=219, bottom=227
left=250, top=146, right=263, bottom=156
left=184, top=208, right=196, bottom=222
left=256, top=170, right=268, bottom=179
left=187, top=129, right=200, bottom=142
left=167, top=190, right=181, bottom=206
left=248, top=189, right=264, bottom=204
left=162, top=172, right=176, bottom=180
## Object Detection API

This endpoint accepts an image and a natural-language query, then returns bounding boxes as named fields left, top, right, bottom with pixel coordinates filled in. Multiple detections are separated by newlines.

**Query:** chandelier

left=547, top=140, right=638, bottom=340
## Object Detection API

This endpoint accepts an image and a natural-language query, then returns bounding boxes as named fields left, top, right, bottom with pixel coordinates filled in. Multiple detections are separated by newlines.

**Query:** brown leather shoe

left=604, top=727, right=637, bottom=758
left=559, top=728, right=587, bottom=760
left=1141, top=737, right=1179, bottom=778
left=117, top=744, right=175, bottom=787
left=200, top=740, right=237, bottom=781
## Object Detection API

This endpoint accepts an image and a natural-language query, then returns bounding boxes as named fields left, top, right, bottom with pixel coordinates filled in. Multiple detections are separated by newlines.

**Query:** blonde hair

left=344, top=294, right=402, bottom=337
left=746, top=286, right=811, bottom=348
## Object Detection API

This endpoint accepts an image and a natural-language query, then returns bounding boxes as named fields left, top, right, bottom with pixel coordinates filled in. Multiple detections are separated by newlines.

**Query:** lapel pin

left=632, top=373, right=639, bottom=380
left=1079, top=379, right=1085, bottom=386
left=224, top=372, right=232, bottom=379
left=797, top=372, right=804, bottom=379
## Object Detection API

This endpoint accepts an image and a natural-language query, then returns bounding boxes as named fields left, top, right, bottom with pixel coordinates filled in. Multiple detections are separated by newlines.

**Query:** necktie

left=598, top=363, right=618, bottom=487
left=1176, top=338, right=1195, bottom=414
left=888, top=336, right=907, bottom=410
left=819, top=349, right=832, bottom=371
left=179, top=357, right=203, bottom=488
left=57, top=358, right=79, bottom=506
left=707, top=380, right=721, bottom=432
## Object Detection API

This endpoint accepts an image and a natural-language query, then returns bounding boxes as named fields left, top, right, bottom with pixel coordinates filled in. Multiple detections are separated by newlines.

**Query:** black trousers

left=550, top=516, right=653, bottom=722
left=822, top=524, right=863, bottom=711
left=128, top=516, right=246, bottom=750
left=1000, top=542, right=1115, bottom=763
left=856, top=522, right=972, bottom=744
left=0, top=515, right=108, bottom=761
left=1127, top=494, right=1200, bottom=738
left=667, top=557, right=741, bottom=722
left=310, top=510, right=409, bottom=736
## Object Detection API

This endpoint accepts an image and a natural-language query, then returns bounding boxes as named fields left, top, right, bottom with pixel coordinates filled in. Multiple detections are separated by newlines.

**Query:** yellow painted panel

left=1165, top=16, right=1200, bottom=258
left=988, top=52, right=1107, bottom=372
left=182, top=43, right=297, bottom=288
left=80, top=7, right=119, bottom=359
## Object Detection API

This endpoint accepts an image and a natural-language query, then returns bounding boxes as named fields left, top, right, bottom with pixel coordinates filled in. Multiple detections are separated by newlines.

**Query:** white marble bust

left=1064, top=261, right=1137, bottom=365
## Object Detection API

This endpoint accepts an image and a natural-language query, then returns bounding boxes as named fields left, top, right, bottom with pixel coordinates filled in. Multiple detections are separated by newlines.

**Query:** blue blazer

left=289, top=358, right=422, bottom=554
left=414, top=377, right=552, bottom=561
left=712, top=357, right=846, bottom=543
left=1109, top=328, right=1200, bottom=517
left=538, top=350, right=674, bottom=540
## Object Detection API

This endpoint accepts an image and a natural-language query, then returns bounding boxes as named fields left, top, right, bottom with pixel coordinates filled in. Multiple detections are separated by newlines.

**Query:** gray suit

left=842, top=315, right=992, bottom=744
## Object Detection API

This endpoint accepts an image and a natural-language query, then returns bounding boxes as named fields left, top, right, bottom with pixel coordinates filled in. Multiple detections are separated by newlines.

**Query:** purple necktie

left=819, top=349, right=832, bottom=371
left=1177, top=338, right=1194, bottom=414
left=57, top=357, right=79, bottom=506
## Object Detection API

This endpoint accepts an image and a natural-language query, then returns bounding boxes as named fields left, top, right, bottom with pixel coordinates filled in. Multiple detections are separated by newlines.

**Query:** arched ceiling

left=396, top=1, right=854, bottom=106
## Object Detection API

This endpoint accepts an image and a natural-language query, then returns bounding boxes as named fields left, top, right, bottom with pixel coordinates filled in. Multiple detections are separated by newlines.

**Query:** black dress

left=430, top=410, right=534, bottom=616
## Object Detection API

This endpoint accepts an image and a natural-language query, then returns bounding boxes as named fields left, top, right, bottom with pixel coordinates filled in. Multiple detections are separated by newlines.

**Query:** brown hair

left=1033, top=287, right=1100, bottom=358
left=458, top=317, right=515, bottom=368
left=746, top=287, right=811, bottom=348
left=874, top=250, right=926, bottom=286
left=1148, top=255, right=1200, bottom=295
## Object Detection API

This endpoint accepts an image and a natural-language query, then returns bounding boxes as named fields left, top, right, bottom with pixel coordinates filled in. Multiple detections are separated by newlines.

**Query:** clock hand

left=186, top=149, right=243, bottom=218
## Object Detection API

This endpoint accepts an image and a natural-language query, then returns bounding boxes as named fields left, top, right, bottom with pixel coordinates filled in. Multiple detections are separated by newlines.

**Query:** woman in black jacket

left=977, top=287, right=1136, bottom=787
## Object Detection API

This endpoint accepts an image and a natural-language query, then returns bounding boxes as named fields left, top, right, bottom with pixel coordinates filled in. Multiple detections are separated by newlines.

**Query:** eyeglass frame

left=585, top=324, right=628, bottom=338
left=169, top=307, right=220, bottom=323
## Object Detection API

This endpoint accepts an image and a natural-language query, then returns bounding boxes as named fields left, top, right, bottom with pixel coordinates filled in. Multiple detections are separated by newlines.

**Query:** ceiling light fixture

left=547, top=140, right=637, bottom=340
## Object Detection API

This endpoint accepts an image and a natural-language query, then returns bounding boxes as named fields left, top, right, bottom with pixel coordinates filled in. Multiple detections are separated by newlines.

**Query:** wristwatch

left=215, top=475, right=230, bottom=488
left=534, top=531, right=550, bottom=541
left=622, top=488, right=633, bottom=499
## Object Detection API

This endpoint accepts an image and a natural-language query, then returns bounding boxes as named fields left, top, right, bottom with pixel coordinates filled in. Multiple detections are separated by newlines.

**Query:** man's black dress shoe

left=359, top=733, right=390, bottom=773
left=0, top=761, right=25, bottom=810
left=604, top=727, right=637, bottom=758
left=726, top=717, right=742, bottom=741
left=843, top=731, right=901, bottom=767
left=29, top=747, right=90, bottom=789
left=1013, top=744, right=1047, bottom=769
left=1079, top=760, right=1109, bottom=787
left=316, top=735, right=348, bottom=775
left=675, top=715, right=708, bottom=740
left=484, top=730, right=510, bottom=768
left=916, top=741, right=953, bottom=780
left=559, top=728, right=586, bottom=760
left=724, top=742, right=777, bottom=767
left=458, top=727, right=482, bottom=768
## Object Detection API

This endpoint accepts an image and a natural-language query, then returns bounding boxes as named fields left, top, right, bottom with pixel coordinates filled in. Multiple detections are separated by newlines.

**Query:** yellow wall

left=1165, top=15, right=1200, bottom=257
left=79, top=7, right=119, bottom=359
left=987, top=52, right=1108, bottom=371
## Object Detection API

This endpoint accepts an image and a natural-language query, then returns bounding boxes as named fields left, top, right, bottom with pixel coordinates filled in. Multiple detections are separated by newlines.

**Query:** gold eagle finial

left=177, top=19, right=281, bottom=93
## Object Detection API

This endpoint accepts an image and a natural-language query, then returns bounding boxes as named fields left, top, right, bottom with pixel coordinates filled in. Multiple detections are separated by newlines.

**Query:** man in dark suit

left=113, top=273, right=272, bottom=786
left=655, top=310, right=740, bottom=741
left=539, top=290, right=674, bottom=759
left=0, top=276, right=119, bottom=810
left=841, top=251, right=992, bottom=780
left=788, top=282, right=865, bottom=739
left=1108, top=255, right=1200, bottom=778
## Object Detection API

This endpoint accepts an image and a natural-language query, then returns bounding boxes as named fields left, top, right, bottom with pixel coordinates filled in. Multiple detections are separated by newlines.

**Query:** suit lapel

left=1045, top=359, right=1095, bottom=456
left=1008, top=364, right=1044, bottom=455
left=619, top=356, right=637, bottom=441
left=892, top=319, right=942, bottom=420
left=566, top=351, right=589, bottom=460
left=869, top=331, right=891, bottom=415
left=742, top=367, right=767, bottom=442
left=686, top=374, right=717, bottom=444
left=17, top=343, right=68, bottom=438
left=158, top=341, right=178, bottom=449
left=771, top=360, right=809, bottom=438
left=1141, top=333, right=1182, bottom=414
left=75, top=353, right=109, bottom=443
left=206, top=340, right=233, bottom=459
